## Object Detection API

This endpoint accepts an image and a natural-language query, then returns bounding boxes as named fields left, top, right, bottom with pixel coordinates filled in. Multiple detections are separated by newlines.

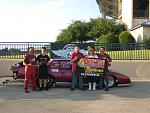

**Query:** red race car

left=8, top=59, right=131, bottom=88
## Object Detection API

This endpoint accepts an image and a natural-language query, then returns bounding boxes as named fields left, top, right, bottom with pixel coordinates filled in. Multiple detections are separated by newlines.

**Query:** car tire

left=104, top=75, right=116, bottom=88
left=46, top=75, right=54, bottom=88
left=12, top=72, right=18, bottom=80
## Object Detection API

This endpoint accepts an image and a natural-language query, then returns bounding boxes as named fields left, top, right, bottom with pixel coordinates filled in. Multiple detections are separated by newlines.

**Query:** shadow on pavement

left=0, top=79, right=150, bottom=101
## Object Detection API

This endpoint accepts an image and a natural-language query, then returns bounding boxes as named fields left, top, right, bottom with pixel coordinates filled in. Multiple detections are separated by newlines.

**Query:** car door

left=58, top=60, right=72, bottom=82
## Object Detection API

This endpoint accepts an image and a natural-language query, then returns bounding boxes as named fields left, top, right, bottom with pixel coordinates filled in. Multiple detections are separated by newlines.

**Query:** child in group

left=36, top=47, right=50, bottom=91
left=86, top=49, right=98, bottom=91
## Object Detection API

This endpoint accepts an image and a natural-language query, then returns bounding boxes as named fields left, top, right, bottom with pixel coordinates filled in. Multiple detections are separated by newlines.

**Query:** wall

left=122, top=0, right=133, bottom=29
left=143, top=26, right=150, bottom=38
left=1, top=59, right=150, bottom=80
left=130, top=26, right=143, bottom=42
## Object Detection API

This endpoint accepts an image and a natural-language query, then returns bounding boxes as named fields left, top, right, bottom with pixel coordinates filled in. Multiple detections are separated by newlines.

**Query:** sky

left=0, top=0, right=100, bottom=42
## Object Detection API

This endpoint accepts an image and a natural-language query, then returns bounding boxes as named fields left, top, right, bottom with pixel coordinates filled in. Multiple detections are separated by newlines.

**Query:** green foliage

left=95, top=33, right=119, bottom=50
left=114, top=23, right=126, bottom=35
left=56, top=29, right=72, bottom=43
left=56, top=18, right=126, bottom=43
left=119, top=31, right=135, bottom=45
left=97, top=33, right=119, bottom=43
left=87, top=18, right=115, bottom=40
left=56, top=20, right=91, bottom=43
left=143, top=36, right=150, bottom=49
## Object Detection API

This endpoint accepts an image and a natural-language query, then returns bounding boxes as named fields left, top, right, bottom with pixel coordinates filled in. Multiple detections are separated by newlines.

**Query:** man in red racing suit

left=23, top=47, right=37, bottom=93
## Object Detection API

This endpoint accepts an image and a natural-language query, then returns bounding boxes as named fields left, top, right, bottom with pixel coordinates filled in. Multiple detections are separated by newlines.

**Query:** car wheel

left=12, top=72, right=18, bottom=80
left=104, top=75, right=116, bottom=87
left=46, top=75, right=54, bottom=88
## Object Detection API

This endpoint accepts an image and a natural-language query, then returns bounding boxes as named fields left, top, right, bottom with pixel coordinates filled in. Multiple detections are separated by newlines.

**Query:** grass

left=1, top=50, right=150, bottom=60
left=96, top=50, right=150, bottom=60
left=0, top=53, right=51, bottom=59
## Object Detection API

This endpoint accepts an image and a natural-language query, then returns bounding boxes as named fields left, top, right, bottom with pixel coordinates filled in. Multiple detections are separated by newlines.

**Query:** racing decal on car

left=51, top=69, right=59, bottom=73
left=51, top=43, right=92, bottom=58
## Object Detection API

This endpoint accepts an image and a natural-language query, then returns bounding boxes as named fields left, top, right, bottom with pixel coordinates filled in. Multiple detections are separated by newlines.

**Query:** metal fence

left=0, top=42, right=150, bottom=60
left=94, top=43, right=150, bottom=60
left=0, top=42, right=51, bottom=59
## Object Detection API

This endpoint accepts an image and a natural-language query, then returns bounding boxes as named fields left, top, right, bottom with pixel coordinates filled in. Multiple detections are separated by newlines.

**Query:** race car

left=8, top=59, right=131, bottom=88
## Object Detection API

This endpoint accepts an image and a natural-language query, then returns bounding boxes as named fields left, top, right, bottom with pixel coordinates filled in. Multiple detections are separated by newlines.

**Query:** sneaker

left=70, top=88, right=75, bottom=91
left=105, top=88, right=109, bottom=91
left=32, top=88, right=37, bottom=91
left=43, top=87, right=48, bottom=91
left=88, top=87, right=91, bottom=91
left=25, top=89, right=29, bottom=93
left=93, top=88, right=96, bottom=91
left=79, top=88, right=86, bottom=91
left=93, top=87, right=96, bottom=91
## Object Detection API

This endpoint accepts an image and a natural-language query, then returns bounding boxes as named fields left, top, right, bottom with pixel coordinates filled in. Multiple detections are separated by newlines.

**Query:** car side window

left=59, top=61, right=71, bottom=69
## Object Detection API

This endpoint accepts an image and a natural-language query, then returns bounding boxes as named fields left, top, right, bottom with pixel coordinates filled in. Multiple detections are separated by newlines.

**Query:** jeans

left=104, top=68, right=109, bottom=90
left=71, top=70, right=84, bottom=89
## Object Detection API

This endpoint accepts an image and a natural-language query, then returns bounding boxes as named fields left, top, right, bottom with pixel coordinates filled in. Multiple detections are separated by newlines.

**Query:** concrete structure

left=96, top=0, right=150, bottom=42
left=1, top=59, right=150, bottom=80
left=130, top=21, right=150, bottom=42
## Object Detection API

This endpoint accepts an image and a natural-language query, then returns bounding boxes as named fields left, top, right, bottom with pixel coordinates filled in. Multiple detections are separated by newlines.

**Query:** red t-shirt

left=24, top=54, right=36, bottom=66
left=69, top=51, right=84, bottom=71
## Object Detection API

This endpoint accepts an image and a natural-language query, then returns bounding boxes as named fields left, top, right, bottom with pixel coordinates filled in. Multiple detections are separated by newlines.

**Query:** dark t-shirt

left=97, top=53, right=112, bottom=67
left=36, top=54, right=50, bottom=65
left=36, top=54, right=50, bottom=79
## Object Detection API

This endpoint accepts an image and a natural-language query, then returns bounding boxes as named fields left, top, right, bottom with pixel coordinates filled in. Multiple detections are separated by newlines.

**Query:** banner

left=78, top=57, right=106, bottom=76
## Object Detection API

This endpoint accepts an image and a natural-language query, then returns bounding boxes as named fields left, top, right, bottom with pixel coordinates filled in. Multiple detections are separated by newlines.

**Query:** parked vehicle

left=8, top=59, right=131, bottom=88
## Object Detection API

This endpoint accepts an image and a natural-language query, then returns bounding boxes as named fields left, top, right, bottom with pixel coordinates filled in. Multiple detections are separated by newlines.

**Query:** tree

left=56, top=20, right=91, bottom=43
left=87, top=18, right=126, bottom=40
left=119, top=31, right=135, bottom=50
left=143, top=36, right=150, bottom=49
left=2, top=47, right=9, bottom=52
left=56, top=18, right=126, bottom=43
left=119, top=31, right=135, bottom=45
left=95, top=33, right=119, bottom=50
left=56, top=29, right=72, bottom=43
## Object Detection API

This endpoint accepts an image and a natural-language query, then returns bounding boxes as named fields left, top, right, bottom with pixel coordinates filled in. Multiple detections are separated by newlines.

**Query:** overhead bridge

left=96, top=0, right=119, bottom=18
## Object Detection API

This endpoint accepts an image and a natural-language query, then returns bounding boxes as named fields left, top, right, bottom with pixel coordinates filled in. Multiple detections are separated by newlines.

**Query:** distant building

left=96, top=0, right=150, bottom=42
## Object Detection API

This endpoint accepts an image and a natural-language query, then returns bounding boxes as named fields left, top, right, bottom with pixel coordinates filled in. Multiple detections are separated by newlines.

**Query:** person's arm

left=46, top=55, right=50, bottom=66
left=107, top=54, right=112, bottom=62
left=36, top=58, right=39, bottom=66
left=69, top=53, right=77, bottom=62
left=23, top=55, right=32, bottom=66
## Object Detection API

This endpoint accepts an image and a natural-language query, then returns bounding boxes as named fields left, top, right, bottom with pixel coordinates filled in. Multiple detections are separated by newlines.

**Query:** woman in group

left=36, top=47, right=50, bottom=91
left=86, top=49, right=98, bottom=91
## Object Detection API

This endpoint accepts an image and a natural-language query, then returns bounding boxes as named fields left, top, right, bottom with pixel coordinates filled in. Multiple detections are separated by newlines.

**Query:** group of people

left=23, top=45, right=112, bottom=93
left=23, top=47, right=50, bottom=93
left=69, top=46, right=112, bottom=91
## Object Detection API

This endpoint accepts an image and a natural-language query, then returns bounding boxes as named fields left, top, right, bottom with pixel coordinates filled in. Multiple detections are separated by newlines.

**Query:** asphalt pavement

left=0, top=78, right=150, bottom=113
